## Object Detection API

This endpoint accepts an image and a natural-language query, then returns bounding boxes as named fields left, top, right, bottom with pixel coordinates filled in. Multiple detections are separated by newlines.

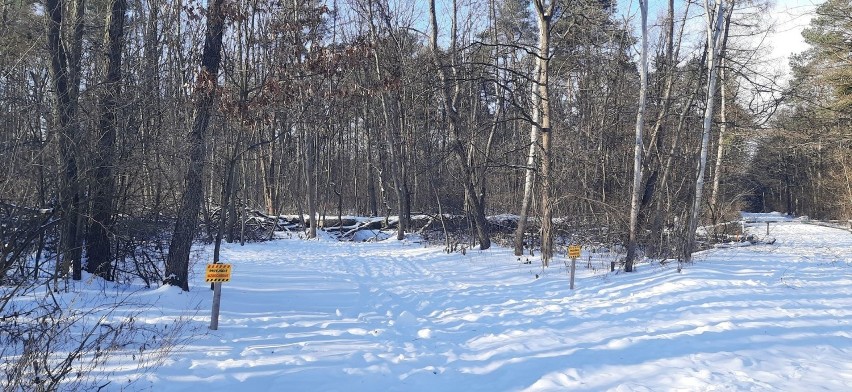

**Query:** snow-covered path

left=109, top=221, right=852, bottom=391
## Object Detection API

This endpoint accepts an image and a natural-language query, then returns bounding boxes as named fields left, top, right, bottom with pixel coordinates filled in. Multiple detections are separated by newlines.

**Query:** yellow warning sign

left=205, top=263, right=232, bottom=282
left=568, top=245, right=581, bottom=259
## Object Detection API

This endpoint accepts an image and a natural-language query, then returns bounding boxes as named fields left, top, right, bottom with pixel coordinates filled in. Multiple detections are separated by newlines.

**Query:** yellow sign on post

left=568, top=245, right=581, bottom=259
left=205, top=263, right=232, bottom=283
left=568, top=245, right=581, bottom=290
left=206, top=263, right=231, bottom=330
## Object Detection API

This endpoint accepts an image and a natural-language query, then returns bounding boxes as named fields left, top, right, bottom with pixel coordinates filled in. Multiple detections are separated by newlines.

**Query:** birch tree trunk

left=709, top=5, right=735, bottom=219
left=535, top=0, right=556, bottom=266
left=709, top=60, right=727, bottom=220
left=515, top=0, right=556, bottom=262
left=684, top=0, right=728, bottom=263
left=625, top=0, right=649, bottom=272
left=512, top=70, right=540, bottom=256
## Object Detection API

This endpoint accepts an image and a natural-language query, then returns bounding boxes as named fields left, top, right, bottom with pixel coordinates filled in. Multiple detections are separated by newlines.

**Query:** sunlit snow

left=60, top=215, right=852, bottom=390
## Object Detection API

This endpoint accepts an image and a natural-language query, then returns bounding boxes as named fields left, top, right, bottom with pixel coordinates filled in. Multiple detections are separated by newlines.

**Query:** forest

left=3, top=0, right=852, bottom=389
left=1, top=0, right=851, bottom=289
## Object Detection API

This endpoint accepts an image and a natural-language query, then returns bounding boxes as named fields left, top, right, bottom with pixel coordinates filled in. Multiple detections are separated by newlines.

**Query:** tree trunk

left=304, top=129, right=318, bottom=238
left=641, top=0, right=685, bottom=211
left=685, top=0, right=729, bottom=263
left=648, top=46, right=706, bottom=257
left=85, top=0, right=127, bottom=281
left=480, top=0, right=502, bottom=220
left=46, top=0, right=85, bottom=281
left=213, top=152, right=237, bottom=271
left=534, top=0, right=556, bottom=266
left=225, top=151, right=240, bottom=243
left=165, top=0, right=226, bottom=291
left=514, top=2, right=558, bottom=258
left=365, top=3, right=409, bottom=241
left=366, top=116, right=379, bottom=217
left=428, top=0, right=491, bottom=250
left=625, top=0, right=649, bottom=272
left=709, top=7, right=734, bottom=219
left=709, top=62, right=727, bottom=220
left=513, top=89, right=539, bottom=256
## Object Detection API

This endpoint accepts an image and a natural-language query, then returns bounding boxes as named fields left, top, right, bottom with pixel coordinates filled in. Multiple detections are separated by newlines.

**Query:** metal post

left=210, top=282, right=222, bottom=330
left=570, top=258, right=577, bottom=290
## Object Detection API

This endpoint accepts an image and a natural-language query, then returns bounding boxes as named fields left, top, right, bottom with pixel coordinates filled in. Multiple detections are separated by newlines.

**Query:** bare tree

left=165, top=0, right=227, bottom=291
left=625, top=0, right=649, bottom=272
left=534, top=0, right=557, bottom=265
left=363, top=1, right=412, bottom=241
left=708, top=58, right=728, bottom=218
left=684, top=0, right=732, bottom=263
left=709, top=4, right=736, bottom=220
left=45, top=0, right=85, bottom=281
left=514, top=0, right=557, bottom=264
left=428, top=0, right=491, bottom=250
left=642, top=0, right=690, bottom=259
left=85, top=0, right=128, bottom=281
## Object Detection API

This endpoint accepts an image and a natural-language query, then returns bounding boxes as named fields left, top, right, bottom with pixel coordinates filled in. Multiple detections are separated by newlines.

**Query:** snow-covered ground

left=63, top=218, right=852, bottom=390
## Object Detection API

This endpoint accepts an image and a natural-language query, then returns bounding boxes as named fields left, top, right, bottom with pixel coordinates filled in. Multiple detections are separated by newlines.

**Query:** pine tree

left=802, top=0, right=852, bottom=111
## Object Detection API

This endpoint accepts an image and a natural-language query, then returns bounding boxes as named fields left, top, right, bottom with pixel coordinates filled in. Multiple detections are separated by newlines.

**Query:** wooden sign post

left=205, top=263, right=232, bottom=330
left=568, top=245, right=581, bottom=290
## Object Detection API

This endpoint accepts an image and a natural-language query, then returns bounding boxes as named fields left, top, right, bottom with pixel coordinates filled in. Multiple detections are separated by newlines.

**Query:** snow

left=740, top=211, right=795, bottom=222
left=23, top=216, right=852, bottom=390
